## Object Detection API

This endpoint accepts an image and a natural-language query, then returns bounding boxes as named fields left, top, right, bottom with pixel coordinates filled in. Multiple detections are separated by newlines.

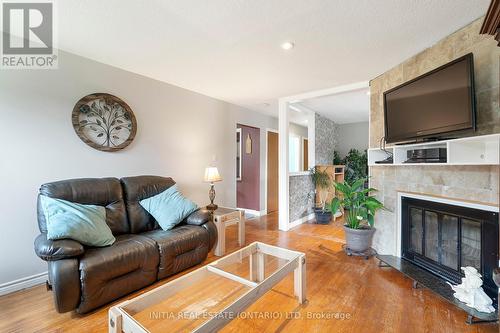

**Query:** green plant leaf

left=365, top=198, right=384, bottom=214
left=334, top=182, right=351, bottom=196
left=367, top=214, right=374, bottom=227
left=330, top=176, right=384, bottom=228
left=343, top=149, right=368, bottom=184
left=330, top=198, right=341, bottom=214
left=360, top=187, right=378, bottom=195
left=351, top=178, right=366, bottom=191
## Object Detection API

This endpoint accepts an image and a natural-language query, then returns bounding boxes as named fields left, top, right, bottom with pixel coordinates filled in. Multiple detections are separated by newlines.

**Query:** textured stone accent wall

left=289, top=174, right=314, bottom=223
left=369, top=18, right=500, bottom=255
left=315, top=113, right=338, bottom=165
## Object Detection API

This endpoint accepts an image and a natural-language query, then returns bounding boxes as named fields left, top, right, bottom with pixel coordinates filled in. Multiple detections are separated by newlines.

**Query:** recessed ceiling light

left=281, top=41, right=295, bottom=50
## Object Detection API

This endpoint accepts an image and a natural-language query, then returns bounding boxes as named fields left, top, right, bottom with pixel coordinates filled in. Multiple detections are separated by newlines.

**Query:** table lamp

left=204, top=166, right=222, bottom=211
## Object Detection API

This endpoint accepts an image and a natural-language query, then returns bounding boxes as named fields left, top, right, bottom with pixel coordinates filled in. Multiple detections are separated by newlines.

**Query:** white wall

left=0, top=50, right=276, bottom=285
left=336, top=121, right=369, bottom=157
left=289, top=122, right=308, bottom=139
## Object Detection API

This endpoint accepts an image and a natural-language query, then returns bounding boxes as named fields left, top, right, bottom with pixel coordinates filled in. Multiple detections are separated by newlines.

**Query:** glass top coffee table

left=109, top=242, right=306, bottom=333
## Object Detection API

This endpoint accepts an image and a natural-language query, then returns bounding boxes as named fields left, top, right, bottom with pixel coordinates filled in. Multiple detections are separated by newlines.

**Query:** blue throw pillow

left=40, top=195, right=115, bottom=247
left=139, top=185, right=198, bottom=230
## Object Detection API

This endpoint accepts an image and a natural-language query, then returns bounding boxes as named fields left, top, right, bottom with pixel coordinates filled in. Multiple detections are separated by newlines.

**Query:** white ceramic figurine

left=447, top=267, right=495, bottom=313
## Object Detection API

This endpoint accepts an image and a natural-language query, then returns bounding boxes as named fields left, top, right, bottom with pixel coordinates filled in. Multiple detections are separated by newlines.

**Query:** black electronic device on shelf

left=375, top=156, right=393, bottom=164
left=404, top=148, right=447, bottom=163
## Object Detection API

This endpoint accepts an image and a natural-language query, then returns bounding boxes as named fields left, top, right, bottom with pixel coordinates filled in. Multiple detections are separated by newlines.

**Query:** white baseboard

left=0, top=271, right=48, bottom=296
left=289, top=213, right=315, bottom=229
left=237, top=208, right=265, bottom=217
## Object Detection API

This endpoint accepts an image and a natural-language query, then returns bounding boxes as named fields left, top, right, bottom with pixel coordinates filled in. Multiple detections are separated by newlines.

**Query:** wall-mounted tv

left=383, top=53, right=476, bottom=144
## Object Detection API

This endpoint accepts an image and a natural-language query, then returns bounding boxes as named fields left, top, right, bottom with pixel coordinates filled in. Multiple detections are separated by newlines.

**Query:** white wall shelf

left=368, top=134, right=500, bottom=166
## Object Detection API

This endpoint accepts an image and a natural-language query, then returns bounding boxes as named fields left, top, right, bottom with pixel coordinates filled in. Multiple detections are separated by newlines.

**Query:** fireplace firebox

left=401, top=197, right=499, bottom=304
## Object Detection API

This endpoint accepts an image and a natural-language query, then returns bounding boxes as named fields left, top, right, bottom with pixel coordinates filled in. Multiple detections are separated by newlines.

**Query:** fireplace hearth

left=401, top=197, right=499, bottom=304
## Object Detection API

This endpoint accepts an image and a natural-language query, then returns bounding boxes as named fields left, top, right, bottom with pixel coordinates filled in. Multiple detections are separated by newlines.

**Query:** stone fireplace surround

left=369, top=17, right=500, bottom=258
left=370, top=165, right=499, bottom=256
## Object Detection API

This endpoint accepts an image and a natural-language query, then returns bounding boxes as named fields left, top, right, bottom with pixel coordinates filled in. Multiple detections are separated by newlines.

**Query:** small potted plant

left=309, top=167, right=332, bottom=224
left=330, top=178, right=384, bottom=252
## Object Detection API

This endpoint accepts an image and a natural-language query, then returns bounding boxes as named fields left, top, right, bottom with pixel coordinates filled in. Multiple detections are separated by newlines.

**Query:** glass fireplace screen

left=409, top=207, right=481, bottom=272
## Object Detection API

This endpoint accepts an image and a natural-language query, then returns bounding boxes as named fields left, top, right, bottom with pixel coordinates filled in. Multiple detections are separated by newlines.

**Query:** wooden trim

left=481, top=0, right=500, bottom=34
left=481, top=0, right=500, bottom=45
left=294, top=255, right=306, bottom=304
left=236, top=128, right=242, bottom=181
left=108, top=307, right=124, bottom=333
left=206, top=266, right=258, bottom=288
left=256, top=242, right=303, bottom=260
left=212, top=243, right=258, bottom=266
left=121, top=311, right=150, bottom=333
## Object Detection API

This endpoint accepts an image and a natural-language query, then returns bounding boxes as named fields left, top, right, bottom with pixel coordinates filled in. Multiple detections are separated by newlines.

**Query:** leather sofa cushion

left=38, top=178, right=128, bottom=235
left=77, top=234, right=159, bottom=313
left=121, top=176, right=176, bottom=233
left=141, top=225, right=209, bottom=280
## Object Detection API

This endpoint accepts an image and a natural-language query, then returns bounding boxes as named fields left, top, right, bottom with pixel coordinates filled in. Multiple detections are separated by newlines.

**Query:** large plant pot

left=343, top=226, right=375, bottom=253
left=314, top=208, right=332, bottom=224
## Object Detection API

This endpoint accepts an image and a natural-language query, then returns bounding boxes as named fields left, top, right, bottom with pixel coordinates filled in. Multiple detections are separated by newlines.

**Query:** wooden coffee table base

left=212, top=208, right=245, bottom=256
left=109, top=242, right=306, bottom=333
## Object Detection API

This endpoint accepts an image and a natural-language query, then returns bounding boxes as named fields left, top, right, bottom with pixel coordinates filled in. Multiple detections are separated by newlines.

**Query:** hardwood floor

left=0, top=213, right=497, bottom=333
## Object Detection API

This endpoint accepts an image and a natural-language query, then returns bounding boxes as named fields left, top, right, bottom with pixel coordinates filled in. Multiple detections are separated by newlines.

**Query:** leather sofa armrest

left=49, top=259, right=81, bottom=313
left=186, top=208, right=211, bottom=226
left=34, top=233, right=85, bottom=261
left=202, top=220, right=217, bottom=251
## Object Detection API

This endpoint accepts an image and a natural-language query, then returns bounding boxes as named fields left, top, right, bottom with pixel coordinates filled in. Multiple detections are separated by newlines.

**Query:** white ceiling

left=54, top=0, right=488, bottom=116
left=298, top=87, right=370, bottom=124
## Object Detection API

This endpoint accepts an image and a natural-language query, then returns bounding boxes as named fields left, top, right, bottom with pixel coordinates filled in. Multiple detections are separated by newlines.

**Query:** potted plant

left=342, top=149, right=368, bottom=184
left=309, top=167, right=332, bottom=224
left=330, top=178, right=384, bottom=252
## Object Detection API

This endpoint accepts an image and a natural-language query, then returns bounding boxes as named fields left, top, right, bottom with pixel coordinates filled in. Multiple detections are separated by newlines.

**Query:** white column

left=278, top=99, right=289, bottom=231
left=307, top=111, right=315, bottom=168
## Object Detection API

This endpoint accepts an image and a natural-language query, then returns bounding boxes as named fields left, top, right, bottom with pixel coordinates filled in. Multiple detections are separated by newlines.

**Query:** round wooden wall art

left=72, top=93, right=137, bottom=152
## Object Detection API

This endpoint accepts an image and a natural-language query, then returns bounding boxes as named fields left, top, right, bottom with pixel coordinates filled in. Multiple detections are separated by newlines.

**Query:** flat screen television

left=383, top=53, right=476, bottom=144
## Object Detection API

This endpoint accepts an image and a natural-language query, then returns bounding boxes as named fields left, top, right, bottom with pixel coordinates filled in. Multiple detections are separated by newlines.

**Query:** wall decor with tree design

left=72, top=93, right=137, bottom=152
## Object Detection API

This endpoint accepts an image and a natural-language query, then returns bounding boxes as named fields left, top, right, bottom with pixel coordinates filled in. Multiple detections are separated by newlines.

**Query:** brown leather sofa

left=34, top=176, right=217, bottom=314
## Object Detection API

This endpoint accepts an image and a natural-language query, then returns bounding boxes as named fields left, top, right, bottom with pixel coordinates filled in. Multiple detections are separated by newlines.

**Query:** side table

left=211, top=207, right=245, bottom=256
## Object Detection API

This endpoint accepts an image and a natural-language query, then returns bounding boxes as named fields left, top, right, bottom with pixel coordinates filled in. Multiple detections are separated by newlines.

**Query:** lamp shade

left=204, top=167, right=222, bottom=182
